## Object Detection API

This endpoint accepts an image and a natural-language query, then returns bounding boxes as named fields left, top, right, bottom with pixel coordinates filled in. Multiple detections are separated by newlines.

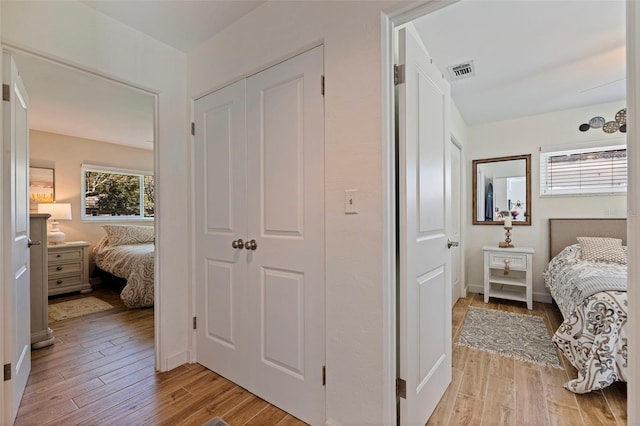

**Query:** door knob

left=447, top=239, right=459, bottom=249
left=245, top=240, right=257, bottom=251
left=28, top=239, right=41, bottom=248
left=232, top=239, right=244, bottom=249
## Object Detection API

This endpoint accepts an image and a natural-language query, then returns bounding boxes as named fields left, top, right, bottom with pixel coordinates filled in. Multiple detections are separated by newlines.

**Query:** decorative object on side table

left=37, top=202, right=72, bottom=244
left=499, top=217, right=514, bottom=248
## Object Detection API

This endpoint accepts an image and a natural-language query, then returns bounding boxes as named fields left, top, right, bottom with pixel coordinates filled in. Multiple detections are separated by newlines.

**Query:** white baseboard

left=467, top=284, right=553, bottom=304
left=164, top=350, right=189, bottom=371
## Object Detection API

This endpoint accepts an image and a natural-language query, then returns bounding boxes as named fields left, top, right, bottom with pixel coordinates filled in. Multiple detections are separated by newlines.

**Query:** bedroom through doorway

left=10, top=48, right=159, bottom=423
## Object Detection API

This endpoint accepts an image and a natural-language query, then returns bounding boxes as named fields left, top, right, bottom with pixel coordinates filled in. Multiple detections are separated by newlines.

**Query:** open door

left=397, top=27, right=452, bottom=425
left=2, top=51, right=31, bottom=424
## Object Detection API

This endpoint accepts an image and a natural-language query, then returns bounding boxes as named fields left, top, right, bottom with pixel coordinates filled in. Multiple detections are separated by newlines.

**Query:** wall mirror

left=473, top=154, right=531, bottom=226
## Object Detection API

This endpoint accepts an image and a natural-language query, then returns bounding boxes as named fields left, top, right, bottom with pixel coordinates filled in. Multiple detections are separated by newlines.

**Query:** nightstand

left=483, top=246, right=534, bottom=310
left=48, top=241, right=92, bottom=296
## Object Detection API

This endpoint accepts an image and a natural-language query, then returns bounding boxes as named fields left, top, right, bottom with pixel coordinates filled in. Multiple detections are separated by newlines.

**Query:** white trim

left=626, top=1, right=639, bottom=423
left=164, top=350, right=189, bottom=371
left=81, top=163, right=153, bottom=176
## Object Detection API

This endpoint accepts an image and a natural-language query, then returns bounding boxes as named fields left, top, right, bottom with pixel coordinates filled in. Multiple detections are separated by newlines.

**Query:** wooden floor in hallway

left=15, top=285, right=306, bottom=426
left=427, top=293, right=627, bottom=426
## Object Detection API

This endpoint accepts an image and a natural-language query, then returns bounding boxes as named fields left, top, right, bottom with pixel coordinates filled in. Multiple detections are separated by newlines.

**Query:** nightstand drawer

left=48, top=261, right=82, bottom=276
left=48, top=249, right=82, bottom=263
left=48, top=275, right=83, bottom=290
left=488, top=252, right=527, bottom=270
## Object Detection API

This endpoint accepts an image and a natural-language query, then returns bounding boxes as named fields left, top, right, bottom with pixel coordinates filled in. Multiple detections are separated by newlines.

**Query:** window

left=81, top=164, right=154, bottom=220
left=540, top=142, right=627, bottom=196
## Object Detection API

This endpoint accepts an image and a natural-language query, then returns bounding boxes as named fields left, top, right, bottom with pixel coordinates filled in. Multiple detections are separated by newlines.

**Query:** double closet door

left=194, top=46, right=325, bottom=425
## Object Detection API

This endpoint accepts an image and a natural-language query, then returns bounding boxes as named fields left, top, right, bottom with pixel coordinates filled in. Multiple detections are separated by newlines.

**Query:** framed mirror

left=472, top=154, right=531, bottom=226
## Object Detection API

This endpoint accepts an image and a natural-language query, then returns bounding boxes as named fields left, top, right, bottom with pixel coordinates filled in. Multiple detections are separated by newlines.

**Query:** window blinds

left=540, top=144, right=627, bottom=196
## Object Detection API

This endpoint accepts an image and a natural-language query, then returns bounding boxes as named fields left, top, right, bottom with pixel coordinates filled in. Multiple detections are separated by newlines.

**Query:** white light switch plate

left=345, top=189, right=358, bottom=214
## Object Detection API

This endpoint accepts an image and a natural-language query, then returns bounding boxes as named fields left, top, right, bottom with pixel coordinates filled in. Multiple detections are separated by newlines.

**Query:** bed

left=543, top=218, right=627, bottom=393
left=93, top=224, right=155, bottom=308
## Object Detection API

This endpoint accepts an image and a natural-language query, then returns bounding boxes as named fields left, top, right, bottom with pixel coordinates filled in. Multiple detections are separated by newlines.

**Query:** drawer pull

left=56, top=266, right=63, bottom=271
left=56, top=254, right=61, bottom=258
left=56, top=280, right=63, bottom=284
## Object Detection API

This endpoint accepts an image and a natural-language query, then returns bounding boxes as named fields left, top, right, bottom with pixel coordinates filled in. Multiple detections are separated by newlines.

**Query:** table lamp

left=37, top=203, right=72, bottom=244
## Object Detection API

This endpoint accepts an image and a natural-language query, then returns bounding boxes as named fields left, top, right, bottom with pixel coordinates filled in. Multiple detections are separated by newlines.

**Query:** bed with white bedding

left=543, top=218, right=627, bottom=393
left=93, top=225, right=155, bottom=308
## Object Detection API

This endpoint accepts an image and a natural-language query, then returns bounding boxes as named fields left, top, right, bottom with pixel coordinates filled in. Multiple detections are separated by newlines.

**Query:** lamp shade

left=37, top=203, right=72, bottom=220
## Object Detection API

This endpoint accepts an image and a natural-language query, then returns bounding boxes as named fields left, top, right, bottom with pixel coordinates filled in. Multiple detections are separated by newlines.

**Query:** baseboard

left=325, top=418, right=343, bottom=426
left=164, top=350, right=189, bottom=371
left=467, top=284, right=553, bottom=304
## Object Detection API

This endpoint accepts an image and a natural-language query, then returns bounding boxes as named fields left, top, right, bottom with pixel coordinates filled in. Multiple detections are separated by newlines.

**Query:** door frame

left=0, top=46, right=161, bottom=420
left=382, top=1, right=638, bottom=424
left=449, top=136, right=465, bottom=305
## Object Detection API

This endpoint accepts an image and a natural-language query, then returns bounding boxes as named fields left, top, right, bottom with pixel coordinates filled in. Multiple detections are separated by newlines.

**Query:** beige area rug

left=202, top=417, right=230, bottom=426
left=49, top=296, right=114, bottom=322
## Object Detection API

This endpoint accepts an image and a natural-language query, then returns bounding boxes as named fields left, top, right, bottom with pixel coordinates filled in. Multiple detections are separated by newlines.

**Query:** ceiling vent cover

left=447, top=60, right=476, bottom=81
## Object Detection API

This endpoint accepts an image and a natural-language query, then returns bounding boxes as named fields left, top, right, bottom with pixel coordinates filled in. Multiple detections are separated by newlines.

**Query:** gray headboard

left=549, top=218, right=627, bottom=260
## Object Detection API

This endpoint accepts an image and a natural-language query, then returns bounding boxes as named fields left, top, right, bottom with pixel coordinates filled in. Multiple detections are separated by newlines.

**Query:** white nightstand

left=48, top=241, right=92, bottom=296
left=483, top=246, right=534, bottom=310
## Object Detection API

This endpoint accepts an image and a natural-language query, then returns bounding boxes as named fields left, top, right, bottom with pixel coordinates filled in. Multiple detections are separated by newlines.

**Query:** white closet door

left=245, top=46, right=325, bottom=425
left=194, top=79, right=249, bottom=386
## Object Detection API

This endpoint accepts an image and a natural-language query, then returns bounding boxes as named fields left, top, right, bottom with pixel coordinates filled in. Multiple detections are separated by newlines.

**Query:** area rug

left=48, top=296, right=114, bottom=322
left=456, top=306, right=562, bottom=369
left=202, top=417, right=229, bottom=426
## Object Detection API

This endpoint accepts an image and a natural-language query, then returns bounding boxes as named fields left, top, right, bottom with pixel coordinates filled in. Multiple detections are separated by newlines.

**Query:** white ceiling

left=15, top=1, right=627, bottom=149
left=83, top=0, right=266, bottom=52
left=413, top=0, right=626, bottom=125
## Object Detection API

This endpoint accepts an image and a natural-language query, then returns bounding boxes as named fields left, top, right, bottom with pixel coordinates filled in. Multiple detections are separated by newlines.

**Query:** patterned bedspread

left=543, top=244, right=628, bottom=393
left=94, top=242, right=155, bottom=308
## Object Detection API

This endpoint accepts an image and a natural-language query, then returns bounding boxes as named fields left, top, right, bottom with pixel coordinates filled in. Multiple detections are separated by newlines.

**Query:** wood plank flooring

left=427, top=293, right=627, bottom=426
left=17, top=287, right=626, bottom=425
left=16, top=285, right=306, bottom=426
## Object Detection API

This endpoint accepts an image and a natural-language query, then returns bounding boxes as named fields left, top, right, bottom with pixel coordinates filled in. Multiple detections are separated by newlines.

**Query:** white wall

left=1, top=1, right=189, bottom=370
left=188, top=2, right=395, bottom=424
left=29, top=130, right=154, bottom=265
left=465, top=100, right=627, bottom=301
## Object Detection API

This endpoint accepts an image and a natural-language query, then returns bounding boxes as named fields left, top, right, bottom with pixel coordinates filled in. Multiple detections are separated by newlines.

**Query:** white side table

left=483, top=246, right=534, bottom=310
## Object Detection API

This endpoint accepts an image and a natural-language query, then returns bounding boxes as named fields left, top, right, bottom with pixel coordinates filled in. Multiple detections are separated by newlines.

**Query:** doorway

left=4, top=48, right=159, bottom=423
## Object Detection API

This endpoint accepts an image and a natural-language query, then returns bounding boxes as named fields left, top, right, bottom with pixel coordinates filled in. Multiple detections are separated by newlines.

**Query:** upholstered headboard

left=548, top=218, right=627, bottom=260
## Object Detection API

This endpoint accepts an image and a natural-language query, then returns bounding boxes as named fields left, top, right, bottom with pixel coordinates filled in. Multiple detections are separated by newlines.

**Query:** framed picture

left=29, top=166, right=55, bottom=210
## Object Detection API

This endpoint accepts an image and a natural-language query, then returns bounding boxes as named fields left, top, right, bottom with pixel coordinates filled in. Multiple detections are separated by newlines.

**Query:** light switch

left=345, top=189, right=358, bottom=214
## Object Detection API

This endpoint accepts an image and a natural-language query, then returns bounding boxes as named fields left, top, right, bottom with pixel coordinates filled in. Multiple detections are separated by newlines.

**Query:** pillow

left=102, top=225, right=154, bottom=246
left=577, top=237, right=626, bottom=264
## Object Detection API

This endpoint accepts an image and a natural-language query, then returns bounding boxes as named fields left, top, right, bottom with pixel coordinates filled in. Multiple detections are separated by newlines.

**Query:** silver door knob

left=232, top=239, right=244, bottom=249
left=447, top=239, right=459, bottom=249
left=28, top=239, right=41, bottom=248
left=245, top=240, right=257, bottom=251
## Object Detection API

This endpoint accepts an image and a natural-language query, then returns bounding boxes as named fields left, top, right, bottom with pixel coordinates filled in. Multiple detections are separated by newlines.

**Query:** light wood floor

left=15, top=285, right=306, bottom=426
left=16, top=288, right=626, bottom=425
left=427, top=293, right=627, bottom=426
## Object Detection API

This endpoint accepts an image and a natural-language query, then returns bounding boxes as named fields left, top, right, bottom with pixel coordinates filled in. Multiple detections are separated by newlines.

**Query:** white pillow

left=102, top=225, right=154, bottom=246
left=577, top=237, right=626, bottom=264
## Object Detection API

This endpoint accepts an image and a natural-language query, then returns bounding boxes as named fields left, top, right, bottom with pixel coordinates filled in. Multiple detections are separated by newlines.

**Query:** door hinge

left=191, top=122, right=195, bottom=136
left=321, top=75, right=325, bottom=96
left=394, top=64, right=405, bottom=86
left=3, top=363, right=11, bottom=381
left=396, top=378, right=406, bottom=399
left=2, top=84, right=10, bottom=102
left=193, top=316, right=197, bottom=330
left=322, top=365, right=326, bottom=386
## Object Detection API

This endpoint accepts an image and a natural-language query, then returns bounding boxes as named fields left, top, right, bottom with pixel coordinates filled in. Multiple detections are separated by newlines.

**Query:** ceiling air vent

left=447, top=60, right=476, bottom=81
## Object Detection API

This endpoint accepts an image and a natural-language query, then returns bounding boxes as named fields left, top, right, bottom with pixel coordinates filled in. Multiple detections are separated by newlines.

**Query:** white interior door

left=450, top=140, right=462, bottom=307
left=194, top=46, right=325, bottom=425
left=194, top=79, right=249, bottom=386
left=2, top=51, right=31, bottom=424
left=397, top=28, right=452, bottom=426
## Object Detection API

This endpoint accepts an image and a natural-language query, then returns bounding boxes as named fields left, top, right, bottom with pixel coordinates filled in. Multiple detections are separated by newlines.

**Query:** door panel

left=246, top=46, right=325, bottom=425
left=397, top=28, right=452, bottom=426
left=3, top=52, right=31, bottom=424
left=450, top=141, right=462, bottom=306
left=194, top=79, right=248, bottom=384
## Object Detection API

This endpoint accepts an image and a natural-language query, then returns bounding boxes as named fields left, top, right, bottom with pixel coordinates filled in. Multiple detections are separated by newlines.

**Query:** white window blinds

left=540, top=143, right=627, bottom=196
